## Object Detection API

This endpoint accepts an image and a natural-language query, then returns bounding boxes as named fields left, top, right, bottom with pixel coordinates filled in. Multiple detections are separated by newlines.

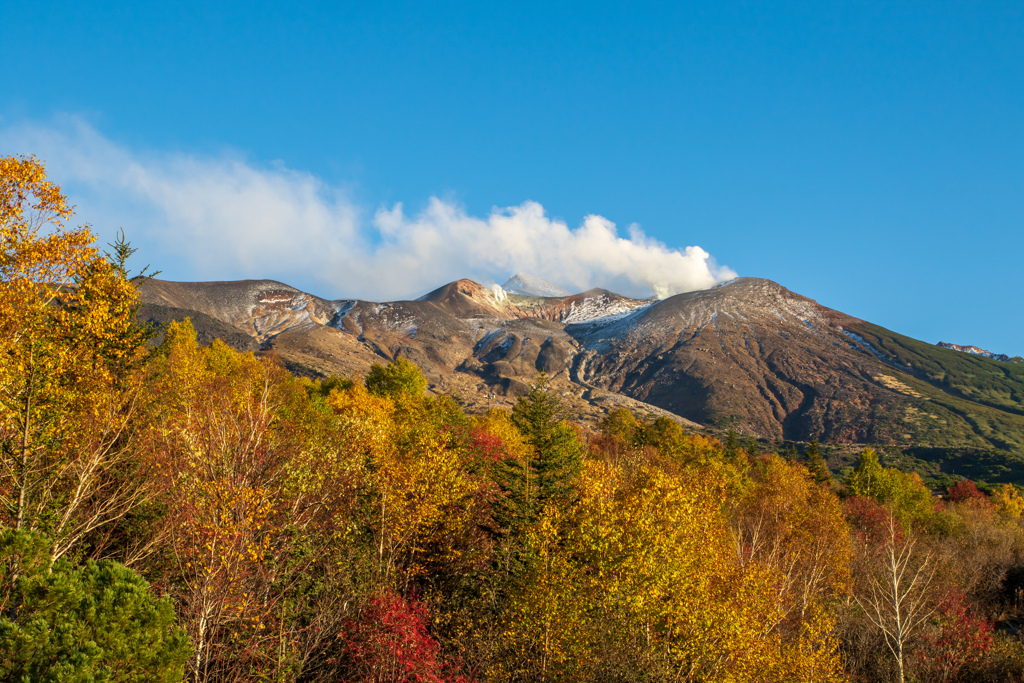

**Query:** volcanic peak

left=418, top=279, right=506, bottom=318
left=501, top=273, right=572, bottom=298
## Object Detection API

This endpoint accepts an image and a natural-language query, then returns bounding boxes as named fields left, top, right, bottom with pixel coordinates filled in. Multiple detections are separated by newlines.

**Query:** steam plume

left=0, top=116, right=736, bottom=300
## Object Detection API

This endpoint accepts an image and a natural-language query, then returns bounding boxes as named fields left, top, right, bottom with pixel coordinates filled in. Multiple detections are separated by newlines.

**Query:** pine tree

left=493, top=375, right=583, bottom=534
left=0, top=528, right=191, bottom=682
left=725, top=430, right=740, bottom=460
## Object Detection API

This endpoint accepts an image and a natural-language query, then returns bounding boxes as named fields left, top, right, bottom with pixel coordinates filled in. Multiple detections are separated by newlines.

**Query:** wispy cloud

left=1, top=116, right=736, bottom=300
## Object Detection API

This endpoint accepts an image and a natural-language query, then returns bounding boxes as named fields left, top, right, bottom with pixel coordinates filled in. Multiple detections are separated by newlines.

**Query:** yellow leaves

left=498, top=506, right=592, bottom=682
left=327, top=382, right=395, bottom=461
left=0, top=155, right=153, bottom=557
left=733, top=455, right=852, bottom=598
left=0, top=154, right=73, bottom=230
left=320, top=378, right=482, bottom=586
left=1, top=155, right=93, bottom=307
left=152, top=323, right=284, bottom=452
left=495, top=453, right=847, bottom=682
left=368, top=418, right=476, bottom=584
left=578, top=464, right=758, bottom=678
left=718, top=455, right=850, bottom=680
left=144, top=323, right=311, bottom=658
left=780, top=603, right=845, bottom=683
left=570, top=460, right=728, bottom=614
left=992, top=483, right=1024, bottom=520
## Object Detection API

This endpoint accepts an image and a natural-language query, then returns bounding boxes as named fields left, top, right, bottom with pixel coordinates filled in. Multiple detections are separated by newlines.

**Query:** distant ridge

left=501, top=273, right=572, bottom=298
left=937, top=341, right=1011, bottom=362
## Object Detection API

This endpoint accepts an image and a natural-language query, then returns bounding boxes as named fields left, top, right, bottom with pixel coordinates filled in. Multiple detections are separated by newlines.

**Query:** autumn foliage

left=344, top=591, right=470, bottom=683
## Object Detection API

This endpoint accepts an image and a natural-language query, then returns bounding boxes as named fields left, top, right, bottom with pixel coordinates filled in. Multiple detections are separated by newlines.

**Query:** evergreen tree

left=0, top=528, right=191, bottom=682
left=804, top=440, right=831, bottom=483
left=724, top=430, right=740, bottom=461
left=493, top=375, right=583, bottom=534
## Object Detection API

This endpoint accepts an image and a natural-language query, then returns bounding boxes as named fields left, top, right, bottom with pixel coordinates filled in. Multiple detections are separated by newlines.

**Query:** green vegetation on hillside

left=845, top=323, right=1024, bottom=482
left=0, top=529, right=191, bottom=683
left=850, top=322, right=1024, bottom=416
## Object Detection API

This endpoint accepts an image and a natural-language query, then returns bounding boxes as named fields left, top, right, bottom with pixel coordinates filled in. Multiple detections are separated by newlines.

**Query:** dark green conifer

left=0, top=529, right=191, bottom=682
left=804, top=440, right=831, bottom=483
left=493, top=375, right=584, bottom=534
left=724, top=430, right=742, bottom=463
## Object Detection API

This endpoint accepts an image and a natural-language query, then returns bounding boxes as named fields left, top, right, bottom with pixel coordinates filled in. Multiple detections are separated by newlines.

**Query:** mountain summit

left=500, top=273, right=572, bottom=297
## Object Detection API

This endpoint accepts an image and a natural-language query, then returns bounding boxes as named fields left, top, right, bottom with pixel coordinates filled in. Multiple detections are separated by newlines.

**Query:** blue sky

left=2, top=1, right=1023, bottom=353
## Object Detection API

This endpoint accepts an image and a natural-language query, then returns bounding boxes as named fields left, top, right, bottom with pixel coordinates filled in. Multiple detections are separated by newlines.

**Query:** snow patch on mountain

left=562, top=295, right=651, bottom=324
left=502, top=273, right=572, bottom=298
left=842, top=330, right=911, bottom=370
left=565, top=302, right=654, bottom=339
left=937, top=342, right=1011, bottom=362
left=843, top=330, right=885, bottom=359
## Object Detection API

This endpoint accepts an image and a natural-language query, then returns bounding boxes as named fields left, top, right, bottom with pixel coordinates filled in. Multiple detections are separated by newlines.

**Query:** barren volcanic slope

left=137, top=276, right=1024, bottom=478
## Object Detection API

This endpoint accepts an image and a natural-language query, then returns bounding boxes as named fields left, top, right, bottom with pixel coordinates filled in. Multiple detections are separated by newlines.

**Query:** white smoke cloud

left=0, top=116, right=736, bottom=300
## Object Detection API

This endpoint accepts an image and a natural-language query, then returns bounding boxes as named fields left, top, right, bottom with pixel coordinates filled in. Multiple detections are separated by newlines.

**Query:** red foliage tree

left=912, top=589, right=993, bottom=682
left=844, top=495, right=903, bottom=547
left=947, top=480, right=987, bottom=503
left=466, top=427, right=507, bottom=463
left=345, top=591, right=471, bottom=683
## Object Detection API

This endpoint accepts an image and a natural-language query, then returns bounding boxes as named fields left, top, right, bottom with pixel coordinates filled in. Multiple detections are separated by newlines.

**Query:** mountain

left=136, top=276, right=1024, bottom=484
left=501, top=273, right=572, bottom=297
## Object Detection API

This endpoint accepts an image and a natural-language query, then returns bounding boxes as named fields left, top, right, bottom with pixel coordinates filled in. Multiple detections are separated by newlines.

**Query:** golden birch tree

left=0, top=154, right=151, bottom=560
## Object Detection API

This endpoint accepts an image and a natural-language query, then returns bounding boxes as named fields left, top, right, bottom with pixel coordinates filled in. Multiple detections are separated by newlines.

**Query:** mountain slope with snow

left=501, top=273, right=572, bottom=297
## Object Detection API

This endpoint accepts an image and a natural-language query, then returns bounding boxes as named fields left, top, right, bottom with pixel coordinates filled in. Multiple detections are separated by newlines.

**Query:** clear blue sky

left=2, top=1, right=1023, bottom=354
